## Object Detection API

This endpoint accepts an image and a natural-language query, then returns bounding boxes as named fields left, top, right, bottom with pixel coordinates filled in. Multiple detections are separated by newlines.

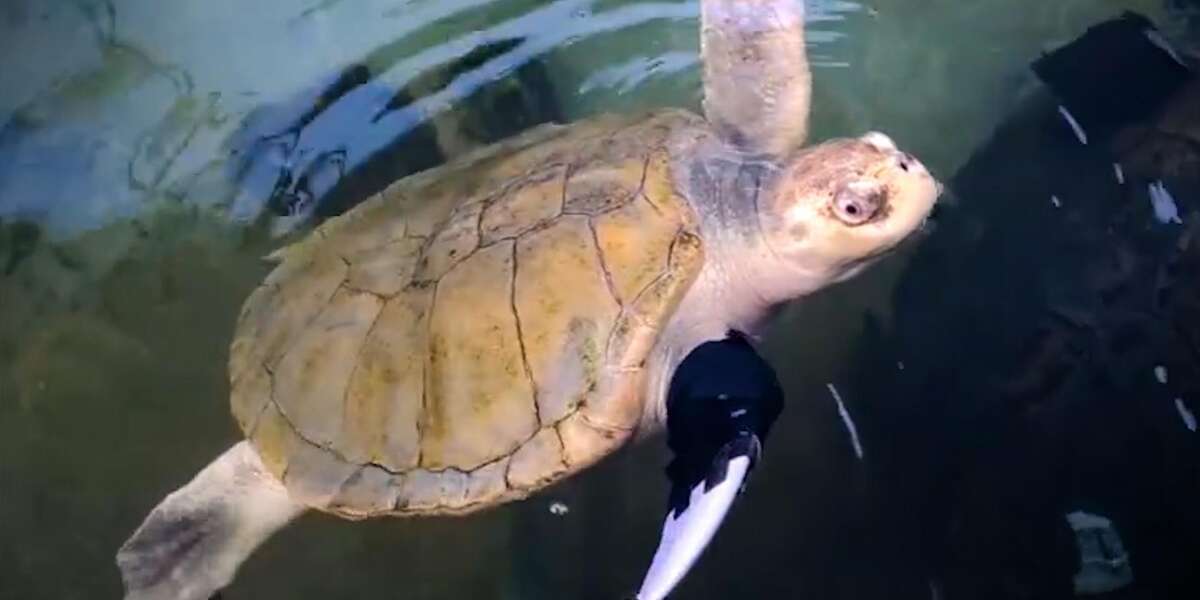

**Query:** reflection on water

left=1, top=0, right=1194, bottom=599
left=3, top=0, right=873, bottom=238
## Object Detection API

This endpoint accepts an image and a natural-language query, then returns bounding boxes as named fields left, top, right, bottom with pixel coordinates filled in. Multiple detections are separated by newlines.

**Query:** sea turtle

left=116, top=1, right=941, bottom=599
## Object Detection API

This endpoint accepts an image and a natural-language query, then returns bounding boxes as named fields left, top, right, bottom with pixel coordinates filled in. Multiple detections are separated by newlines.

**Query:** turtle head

left=758, top=132, right=941, bottom=285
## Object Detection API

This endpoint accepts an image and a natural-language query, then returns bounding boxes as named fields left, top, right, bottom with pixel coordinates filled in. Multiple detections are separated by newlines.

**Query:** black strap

left=665, top=331, right=784, bottom=515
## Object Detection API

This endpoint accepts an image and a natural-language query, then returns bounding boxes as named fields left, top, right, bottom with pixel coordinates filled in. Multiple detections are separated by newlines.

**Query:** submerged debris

left=1066, top=510, right=1134, bottom=594
left=1143, top=28, right=1188, bottom=67
left=1149, top=181, right=1183, bottom=224
left=928, top=579, right=943, bottom=600
left=826, top=383, right=864, bottom=460
left=1176, top=399, right=1198, bottom=432
left=1057, top=105, right=1089, bottom=144
left=549, top=501, right=570, bottom=516
left=1051, top=195, right=1063, bottom=208
left=1113, top=162, right=1125, bottom=184
left=1155, top=365, right=1169, bottom=384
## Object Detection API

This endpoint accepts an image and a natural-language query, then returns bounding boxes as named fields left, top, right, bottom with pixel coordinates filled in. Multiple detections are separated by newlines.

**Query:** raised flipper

left=701, top=0, right=811, bottom=157
left=636, top=331, right=784, bottom=599
left=117, top=442, right=306, bottom=600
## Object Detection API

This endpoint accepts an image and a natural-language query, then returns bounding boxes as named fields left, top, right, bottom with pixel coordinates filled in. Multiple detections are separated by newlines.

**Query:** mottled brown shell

left=228, top=109, right=706, bottom=518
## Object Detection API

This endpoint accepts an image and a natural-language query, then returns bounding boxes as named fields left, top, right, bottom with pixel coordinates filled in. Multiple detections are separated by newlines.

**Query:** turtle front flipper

left=701, top=0, right=811, bottom=157
left=117, top=442, right=306, bottom=600
left=636, top=332, right=784, bottom=600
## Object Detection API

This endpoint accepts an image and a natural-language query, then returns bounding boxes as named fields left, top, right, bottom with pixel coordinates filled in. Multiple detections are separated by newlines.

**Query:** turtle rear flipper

left=117, top=442, right=305, bottom=600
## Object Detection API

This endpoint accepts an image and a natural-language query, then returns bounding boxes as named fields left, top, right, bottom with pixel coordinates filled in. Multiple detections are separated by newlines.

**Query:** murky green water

left=2, top=1, right=1196, bottom=599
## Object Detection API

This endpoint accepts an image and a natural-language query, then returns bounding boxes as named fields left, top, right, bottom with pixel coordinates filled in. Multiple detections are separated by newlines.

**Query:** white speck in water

left=826, top=383, right=864, bottom=460
left=1057, top=105, right=1088, bottom=145
left=1113, top=163, right=1125, bottom=184
left=1155, top=366, right=1168, bottom=384
left=1175, top=399, right=1197, bottom=433
left=1149, top=181, right=1183, bottom=224
left=1051, top=195, right=1063, bottom=208
left=897, top=361, right=906, bottom=371
left=549, top=501, right=570, bottom=516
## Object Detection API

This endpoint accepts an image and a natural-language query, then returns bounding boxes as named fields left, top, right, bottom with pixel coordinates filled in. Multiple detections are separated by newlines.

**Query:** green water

left=0, top=1, right=1189, bottom=599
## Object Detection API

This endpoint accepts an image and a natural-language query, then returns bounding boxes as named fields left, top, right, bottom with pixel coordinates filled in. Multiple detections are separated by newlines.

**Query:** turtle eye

left=832, top=181, right=884, bottom=225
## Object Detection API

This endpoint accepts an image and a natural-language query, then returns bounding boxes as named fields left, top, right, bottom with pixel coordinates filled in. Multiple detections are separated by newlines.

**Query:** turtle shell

left=228, top=109, right=707, bottom=518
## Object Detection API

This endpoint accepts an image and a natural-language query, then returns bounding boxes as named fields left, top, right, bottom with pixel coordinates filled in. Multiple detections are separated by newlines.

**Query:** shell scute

left=340, top=287, right=432, bottom=470
left=420, top=241, right=538, bottom=471
left=480, top=164, right=567, bottom=244
left=515, top=216, right=621, bottom=424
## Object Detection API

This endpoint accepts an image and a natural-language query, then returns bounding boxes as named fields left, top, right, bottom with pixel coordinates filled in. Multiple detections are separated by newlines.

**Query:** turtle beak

left=635, top=447, right=756, bottom=600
